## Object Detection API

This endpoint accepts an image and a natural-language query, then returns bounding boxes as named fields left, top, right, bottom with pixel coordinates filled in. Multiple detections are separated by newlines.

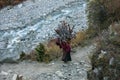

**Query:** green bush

left=87, top=0, right=120, bottom=38
left=87, top=30, right=120, bottom=80
left=20, top=51, right=26, bottom=60
left=87, top=1, right=120, bottom=79
left=35, top=43, right=46, bottom=62
left=87, top=0, right=108, bottom=33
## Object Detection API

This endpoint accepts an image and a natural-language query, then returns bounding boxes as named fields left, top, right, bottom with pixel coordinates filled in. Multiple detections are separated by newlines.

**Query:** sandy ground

left=0, top=44, right=96, bottom=80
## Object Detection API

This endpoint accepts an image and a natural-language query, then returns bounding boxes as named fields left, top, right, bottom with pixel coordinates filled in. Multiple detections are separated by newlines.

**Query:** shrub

left=29, top=50, right=37, bottom=61
left=87, top=0, right=108, bottom=30
left=70, top=31, right=86, bottom=47
left=87, top=0, right=120, bottom=38
left=20, top=51, right=26, bottom=60
left=35, top=43, right=46, bottom=62
left=87, top=1, right=120, bottom=79
left=46, top=42, right=62, bottom=60
left=87, top=29, right=120, bottom=80
left=0, top=0, right=26, bottom=9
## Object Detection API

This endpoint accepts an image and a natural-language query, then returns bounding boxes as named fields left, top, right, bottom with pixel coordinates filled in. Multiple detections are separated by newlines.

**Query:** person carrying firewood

left=55, top=20, right=75, bottom=63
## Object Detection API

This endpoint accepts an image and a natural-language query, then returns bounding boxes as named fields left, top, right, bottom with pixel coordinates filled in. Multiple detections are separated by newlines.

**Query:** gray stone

left=12, top=74, right=18, bottom=80
left=109, top=57, right=114, bottom=65
left=55, top=71, right=63, bottom=77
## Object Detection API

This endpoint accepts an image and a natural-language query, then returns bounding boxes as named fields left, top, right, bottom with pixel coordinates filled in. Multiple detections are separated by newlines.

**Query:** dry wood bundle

left=55, top=21, right=75, bottom=42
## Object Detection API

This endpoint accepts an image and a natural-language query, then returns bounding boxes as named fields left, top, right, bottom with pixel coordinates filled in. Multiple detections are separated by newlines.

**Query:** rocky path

left=0, top=44, right=96, bottom=80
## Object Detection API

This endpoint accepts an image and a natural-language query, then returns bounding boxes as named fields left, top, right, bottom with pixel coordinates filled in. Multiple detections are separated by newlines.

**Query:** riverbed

left=0, top=0, right=88, bottom=61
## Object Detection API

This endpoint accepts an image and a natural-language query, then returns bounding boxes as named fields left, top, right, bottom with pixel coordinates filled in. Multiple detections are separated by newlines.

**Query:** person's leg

left=68, top=52, right=72, bottom=61
left=62, top=52, right=68, bottom=63
left=62, top=52, right=66, bottom=61
left=66, top=52, right=71, bottom=61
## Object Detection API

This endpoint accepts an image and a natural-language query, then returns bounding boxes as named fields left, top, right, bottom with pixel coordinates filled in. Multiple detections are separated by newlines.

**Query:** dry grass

left=87, top=0, right=120, bottom=38
left=45, top=31, right=87, bottom=60
left=45, top=42, right=62, bottom=60
left=87, top=23, right=120, bottom=80
left=87, top=1, right=120, bottom=79
left=71, top=31, right=86, bottom=47
left=0, top=0, right=26, bottom=9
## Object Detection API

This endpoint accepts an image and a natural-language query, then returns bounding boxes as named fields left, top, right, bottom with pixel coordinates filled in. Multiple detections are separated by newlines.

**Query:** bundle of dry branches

left=55, top=21, right=75, bottom=42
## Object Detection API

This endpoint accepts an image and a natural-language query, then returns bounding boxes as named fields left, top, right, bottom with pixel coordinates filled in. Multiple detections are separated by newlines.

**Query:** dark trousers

left=62, top=51, right=71, bottom=62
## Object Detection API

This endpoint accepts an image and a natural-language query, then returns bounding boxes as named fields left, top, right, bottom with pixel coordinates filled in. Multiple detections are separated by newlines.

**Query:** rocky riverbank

left=0, top=0, right=88, bottom=62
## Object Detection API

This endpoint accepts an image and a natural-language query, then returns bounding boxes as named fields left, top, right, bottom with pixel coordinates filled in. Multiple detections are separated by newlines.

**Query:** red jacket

left=56, top=38, right=71, bottom=53
left=61, top=42, right=71, bottom=53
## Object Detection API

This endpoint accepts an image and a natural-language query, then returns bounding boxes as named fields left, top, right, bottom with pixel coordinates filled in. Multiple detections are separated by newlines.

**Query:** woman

left=56, top=38, right=71, bottom=63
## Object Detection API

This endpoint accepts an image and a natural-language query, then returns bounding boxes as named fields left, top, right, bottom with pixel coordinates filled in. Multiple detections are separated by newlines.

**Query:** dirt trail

left=0, top=44, right=96, bottom=80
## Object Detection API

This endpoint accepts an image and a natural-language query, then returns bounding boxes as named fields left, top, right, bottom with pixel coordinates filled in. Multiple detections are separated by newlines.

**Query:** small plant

left=71, top=31, right=86, bottom=47
left=43, top=54, right=51, bottom=63
left=46, top=42, right=62, bottom=59
left=20, top=51, right=26, bottom=60
left=35, top=43, right=46, bottom=62
left=29, top=50, right=37, bottom=61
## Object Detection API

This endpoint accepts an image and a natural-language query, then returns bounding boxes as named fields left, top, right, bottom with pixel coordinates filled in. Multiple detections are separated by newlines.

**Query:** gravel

left=0, top=45, right=95, bottom=80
